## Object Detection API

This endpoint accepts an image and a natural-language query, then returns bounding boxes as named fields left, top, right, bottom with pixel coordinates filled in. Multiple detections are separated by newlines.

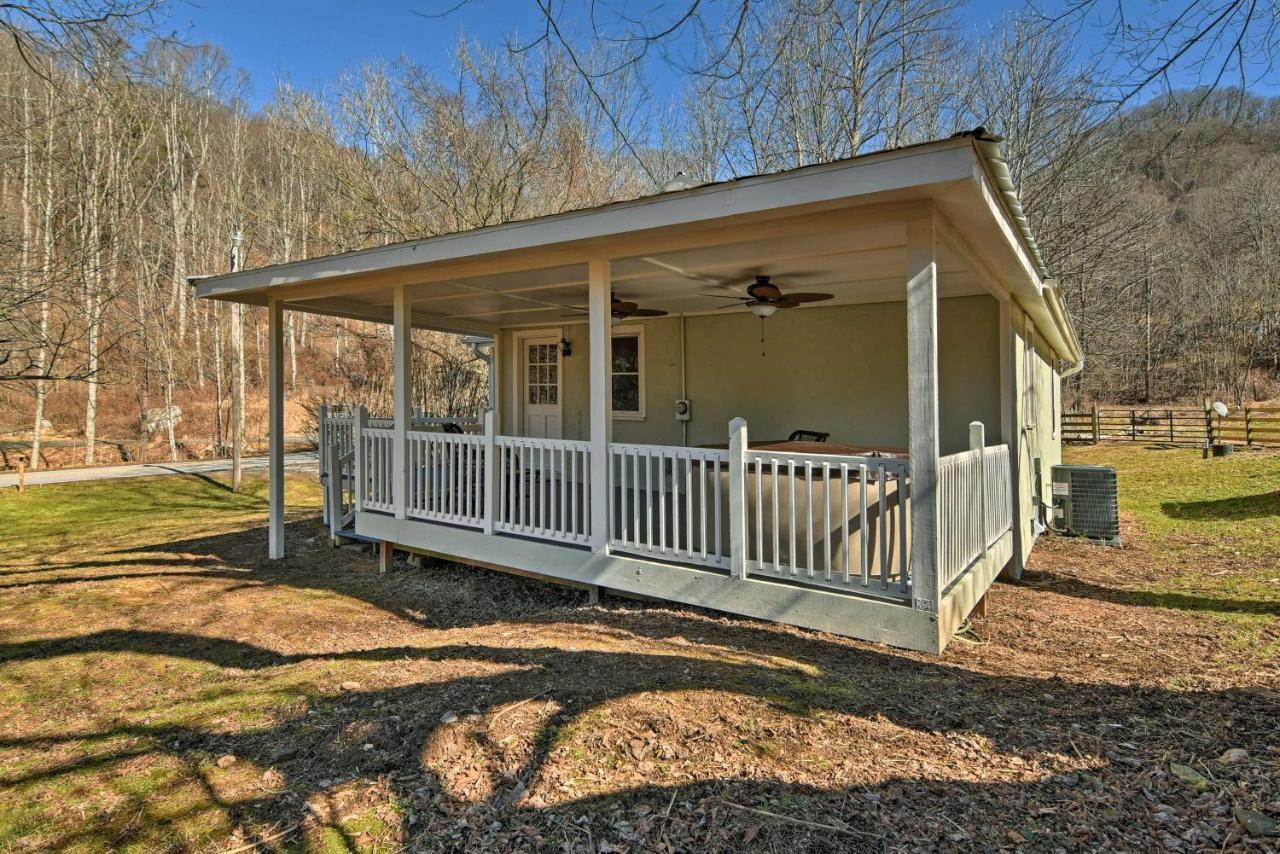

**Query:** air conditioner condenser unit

left=1050, top=464, right=1121, bottom=546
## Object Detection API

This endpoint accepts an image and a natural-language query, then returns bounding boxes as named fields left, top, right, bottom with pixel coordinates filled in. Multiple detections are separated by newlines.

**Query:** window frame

left=609, top=324, right=646, bottom=421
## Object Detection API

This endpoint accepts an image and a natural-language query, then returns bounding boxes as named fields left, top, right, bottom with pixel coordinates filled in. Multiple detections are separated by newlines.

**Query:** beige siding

left=498, top=295, right=1001, bottom=455
left=1009, top=302, right=1063, bottom=565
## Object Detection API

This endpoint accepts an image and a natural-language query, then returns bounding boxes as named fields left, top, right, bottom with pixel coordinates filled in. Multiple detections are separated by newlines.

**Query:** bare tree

left=1041, top=0, right=1280, bottom=111
left=0, top=0, right=159, bottom=74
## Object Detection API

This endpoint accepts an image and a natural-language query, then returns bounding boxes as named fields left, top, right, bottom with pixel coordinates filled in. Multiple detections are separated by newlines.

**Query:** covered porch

left=320, top=405, right=1011, bottom=615
left=196, top=133, right=1080, bottom=652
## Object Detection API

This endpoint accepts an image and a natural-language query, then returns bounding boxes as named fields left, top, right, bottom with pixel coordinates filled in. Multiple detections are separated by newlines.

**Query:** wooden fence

left=1062, top=404, right=1280, bottom=446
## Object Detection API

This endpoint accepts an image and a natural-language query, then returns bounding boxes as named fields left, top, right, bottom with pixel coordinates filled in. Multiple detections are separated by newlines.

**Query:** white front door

left=521, top=335, right=562, bottom=439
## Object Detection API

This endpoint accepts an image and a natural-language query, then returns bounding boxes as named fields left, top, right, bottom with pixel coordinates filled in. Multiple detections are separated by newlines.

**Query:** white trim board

left=356, top=510, right=946, bottom=652
left=195, top=142, right=976, bottom=300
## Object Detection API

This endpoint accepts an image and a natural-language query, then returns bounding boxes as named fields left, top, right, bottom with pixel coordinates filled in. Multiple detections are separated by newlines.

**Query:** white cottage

left=195, top=130, right=1080, bottom=653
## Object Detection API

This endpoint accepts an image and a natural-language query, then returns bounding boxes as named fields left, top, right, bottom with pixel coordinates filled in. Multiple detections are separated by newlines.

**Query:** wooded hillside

left=1, top=3, right=1277, bottom=469
left=1055, top=91, right=1280, bottom=407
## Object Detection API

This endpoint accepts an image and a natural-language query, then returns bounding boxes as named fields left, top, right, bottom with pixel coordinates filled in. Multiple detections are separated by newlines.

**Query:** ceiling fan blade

left=629, top=308, right=669, bottom=317
left=785, top=292, right=834, bottom=303
left=611, top=300, right=639, bottom=314
left=773, top=297, right=801, bottom=309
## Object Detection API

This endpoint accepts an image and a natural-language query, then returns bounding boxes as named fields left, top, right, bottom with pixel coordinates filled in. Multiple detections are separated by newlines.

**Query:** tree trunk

left=164, top=360, right=178, bottom=462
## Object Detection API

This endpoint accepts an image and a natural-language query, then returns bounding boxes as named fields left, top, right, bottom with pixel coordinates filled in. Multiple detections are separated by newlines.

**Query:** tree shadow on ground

left=1, top=517, right=1276, bottom=850
left=1028, top=569, right=1280, bottom=617
left=144, top=465, right=238, bottom=492
left=1162, top=491, right=1280, bottom=522
left=1, top=627, right=1274, bottom=850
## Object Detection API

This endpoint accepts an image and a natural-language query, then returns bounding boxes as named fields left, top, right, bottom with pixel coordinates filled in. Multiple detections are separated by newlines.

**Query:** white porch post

left=728, top=417, right=749, bottom=579
left=318, top=402, right=329, bottom=526
left=392, top=286, right=411, bottom=520
left=588, top=258, right=612, bottom=553
left=487, top=341, right=499, bottom=413
left=268, top=297, right=285, bottom=559
left=999, top=299, right=1025, bottom=577
left=353, top=405, right=368, bottom=512
left=906, top=211, right=940, bottom=614
left=482, top=409, right=496, bottom=534
left=489, top=334, right=502, bottom=432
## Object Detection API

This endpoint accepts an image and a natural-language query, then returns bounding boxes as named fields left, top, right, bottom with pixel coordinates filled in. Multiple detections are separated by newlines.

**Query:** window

left=526, top=342, right=559, bottom=405
left=610, top=327, right=644, bottom=418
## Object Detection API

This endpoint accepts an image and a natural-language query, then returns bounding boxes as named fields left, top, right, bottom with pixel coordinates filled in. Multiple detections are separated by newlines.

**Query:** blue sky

left=161, top=0, right=1275, bottom=111
left=161, top=1, right=552, bottom=106
left=163, top=0, right=1042, bottom=108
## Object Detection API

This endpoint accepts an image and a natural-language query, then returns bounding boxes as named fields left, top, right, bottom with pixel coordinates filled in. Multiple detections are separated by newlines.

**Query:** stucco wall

left=497, top=295, right=1002, bottom=455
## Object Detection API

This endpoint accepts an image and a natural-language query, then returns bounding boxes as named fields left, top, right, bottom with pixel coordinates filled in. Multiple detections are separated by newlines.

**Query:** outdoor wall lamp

left=463, top=335, right=493, bottom=361
left=560, top=338, right=573, bottom=358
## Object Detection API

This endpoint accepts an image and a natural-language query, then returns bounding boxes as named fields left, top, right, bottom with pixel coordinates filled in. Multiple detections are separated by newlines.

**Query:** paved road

left=0, top=452, right=318, bottom=488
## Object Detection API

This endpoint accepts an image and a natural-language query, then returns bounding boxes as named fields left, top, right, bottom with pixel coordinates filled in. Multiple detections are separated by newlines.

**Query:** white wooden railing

left=318, top=406, right=355, bottom=503
left=321, top=406, right=481, bottom=527
left=358, top=426, right=396, bottom=514
left=494, top=436, right=592, bottom=544
left=744, top=449, right=912, bottom=597
left=983, top=444, right=1013, bottom=550
left=326, top=403, right=1018, bottom=610
left=607, top=443, right=731, bottom=569
left=937, top=426, right=1012, bottom=590
left=407, top=430, right=487, bottom=527
left=320, top=407, right=478, bottom=461
left=327, top=447, right=356, bottom=537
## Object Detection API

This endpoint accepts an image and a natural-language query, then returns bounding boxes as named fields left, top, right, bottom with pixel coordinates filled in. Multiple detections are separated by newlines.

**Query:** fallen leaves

left=3, top=450, right=1279, bottom=851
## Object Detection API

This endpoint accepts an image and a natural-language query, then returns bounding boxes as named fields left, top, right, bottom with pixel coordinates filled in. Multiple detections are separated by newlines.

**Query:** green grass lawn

left=1065, top=443, right=1280, bottom=560
left=1060, top=444, right=1280, bottom=641
left=0, top=474, right=327, bottom=852
left=0, top=472, right=322, bottom=554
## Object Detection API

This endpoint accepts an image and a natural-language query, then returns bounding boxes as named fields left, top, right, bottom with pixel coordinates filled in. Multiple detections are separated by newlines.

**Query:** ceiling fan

left=701, top=275, right=833, bottom=317
left=563, top=296, right=668, bottom=323
left=702, top=275, right=834, bottom=355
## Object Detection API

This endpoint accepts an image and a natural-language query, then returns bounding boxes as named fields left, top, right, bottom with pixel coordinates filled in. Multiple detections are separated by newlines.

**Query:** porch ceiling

left=291, top=222, right=983, bottom=330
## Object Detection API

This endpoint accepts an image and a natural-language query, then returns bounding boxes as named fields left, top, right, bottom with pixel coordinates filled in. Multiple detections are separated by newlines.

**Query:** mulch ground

left=1, top=498, right=1278, bottom=851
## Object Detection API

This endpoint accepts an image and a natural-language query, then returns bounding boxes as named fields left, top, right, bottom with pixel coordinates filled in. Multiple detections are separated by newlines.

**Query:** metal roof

left=193, top=131, right=1080, bottom=365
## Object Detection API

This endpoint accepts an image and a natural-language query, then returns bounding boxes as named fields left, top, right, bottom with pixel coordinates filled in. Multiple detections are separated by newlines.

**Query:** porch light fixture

left=749, top=303, right=777, bottom=318
left=560, top=337, right=572, bottom=358
left=463, top=336, right=493, bottom=361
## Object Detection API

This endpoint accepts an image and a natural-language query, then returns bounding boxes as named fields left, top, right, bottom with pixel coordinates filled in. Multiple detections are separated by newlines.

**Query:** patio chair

left=788, top=429, right=830, bottom=442
left=442, top=421, right=465, bottom=434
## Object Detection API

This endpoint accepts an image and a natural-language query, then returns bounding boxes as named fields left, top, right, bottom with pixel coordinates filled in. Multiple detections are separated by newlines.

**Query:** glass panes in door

left=527, top=342, right=559, bottom=405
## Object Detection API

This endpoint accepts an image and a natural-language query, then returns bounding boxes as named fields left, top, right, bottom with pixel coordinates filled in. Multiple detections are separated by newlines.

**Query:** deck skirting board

left=936, top=529, right=1013, bottom=639
left=355, top=511, right=943, bottom=652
